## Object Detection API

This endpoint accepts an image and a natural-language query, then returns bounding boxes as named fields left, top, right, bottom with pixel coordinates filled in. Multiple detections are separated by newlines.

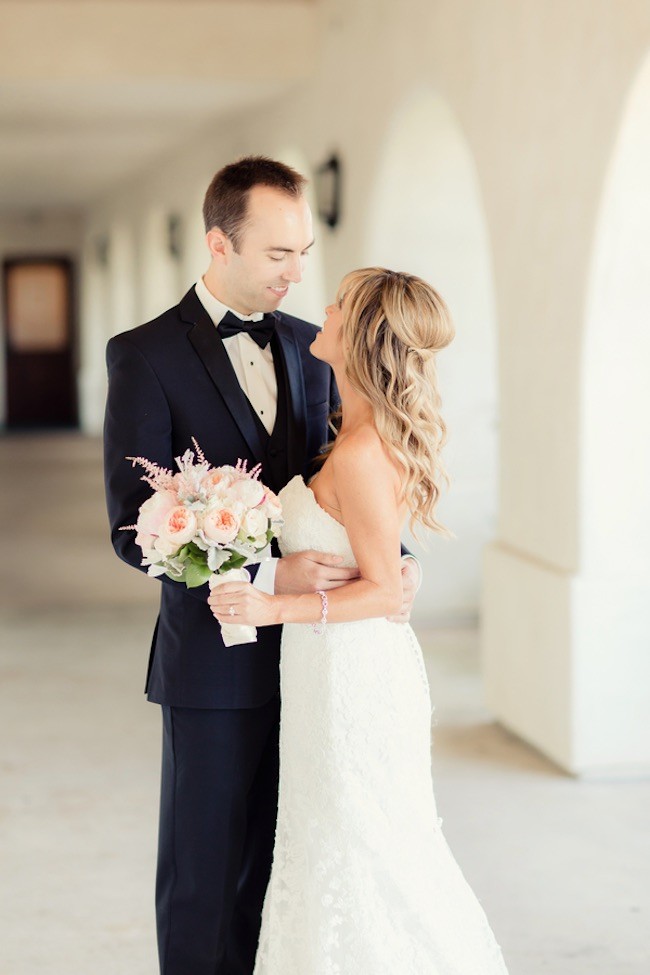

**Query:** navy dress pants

left=156, top=694, right=281, bottom=975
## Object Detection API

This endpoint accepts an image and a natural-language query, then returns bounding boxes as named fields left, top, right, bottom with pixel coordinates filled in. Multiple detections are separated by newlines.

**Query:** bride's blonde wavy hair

left=320, top=267, right=455, bottom=537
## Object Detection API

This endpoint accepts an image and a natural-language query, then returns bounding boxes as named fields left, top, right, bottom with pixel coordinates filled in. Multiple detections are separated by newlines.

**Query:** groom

left=104, top=156, right=418, bottom=975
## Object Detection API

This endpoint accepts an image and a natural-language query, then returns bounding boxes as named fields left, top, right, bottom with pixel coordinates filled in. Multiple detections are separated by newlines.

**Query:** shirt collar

left=195, top=276, right=265, bottom=325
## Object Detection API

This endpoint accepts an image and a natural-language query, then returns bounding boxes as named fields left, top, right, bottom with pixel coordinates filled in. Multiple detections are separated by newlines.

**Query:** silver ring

left=228, top=605, right=236, bottom=617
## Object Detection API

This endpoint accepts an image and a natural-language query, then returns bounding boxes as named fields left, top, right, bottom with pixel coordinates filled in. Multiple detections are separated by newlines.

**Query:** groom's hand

left=386, top=559, right=419, bottom=623
left=275, top=550, right=360, bottom=595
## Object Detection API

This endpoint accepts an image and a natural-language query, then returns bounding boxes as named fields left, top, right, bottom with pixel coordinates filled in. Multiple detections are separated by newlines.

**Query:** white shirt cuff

left=253, top=557, right=278, bottom=595
left=401, top=554, right=422, bottom=593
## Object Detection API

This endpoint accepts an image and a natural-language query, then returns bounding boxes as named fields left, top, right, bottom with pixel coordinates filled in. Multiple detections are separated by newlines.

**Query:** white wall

left=0, top=210, right=83, bottom=428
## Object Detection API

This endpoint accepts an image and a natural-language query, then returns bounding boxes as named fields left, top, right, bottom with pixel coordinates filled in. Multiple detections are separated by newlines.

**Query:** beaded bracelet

left=312, top=589, right=328, bottom=635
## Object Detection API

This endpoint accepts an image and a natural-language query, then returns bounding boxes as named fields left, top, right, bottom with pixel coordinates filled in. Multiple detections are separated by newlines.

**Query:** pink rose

left=135, top=489, right=179, bottom=555
left=203, top=508, right=240, bottom=544
left=156, top=506, right=197, bottom=552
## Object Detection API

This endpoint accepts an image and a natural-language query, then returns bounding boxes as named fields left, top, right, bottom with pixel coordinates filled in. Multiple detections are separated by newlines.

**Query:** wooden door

left=3, top=258, right=77, bottom=428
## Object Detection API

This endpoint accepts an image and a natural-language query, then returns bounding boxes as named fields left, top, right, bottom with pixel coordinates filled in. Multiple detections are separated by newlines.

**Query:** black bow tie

left=219, top=311, right=276, bottom=349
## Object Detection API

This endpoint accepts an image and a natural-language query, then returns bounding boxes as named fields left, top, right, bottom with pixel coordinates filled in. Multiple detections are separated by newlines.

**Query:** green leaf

left=165, top=569, right=187, bottom=583
left=220, top=553, right=248, bottom=572
left=184, top=562, right=212, bottom=588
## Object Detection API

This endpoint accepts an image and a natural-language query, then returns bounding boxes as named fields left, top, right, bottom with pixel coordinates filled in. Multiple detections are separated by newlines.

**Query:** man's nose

left=283, top=255, right=303, bottom=284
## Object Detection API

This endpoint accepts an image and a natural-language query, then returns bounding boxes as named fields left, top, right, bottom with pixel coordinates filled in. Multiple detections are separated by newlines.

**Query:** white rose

left=261, top=490, right=282, bottom=521
left=241, top=507, right=268, bottom=540
left=230, top=477, right=265, bottom=508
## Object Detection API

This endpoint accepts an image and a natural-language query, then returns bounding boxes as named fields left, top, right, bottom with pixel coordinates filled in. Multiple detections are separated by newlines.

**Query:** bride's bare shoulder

left=332, top=424, right=401, bottom=489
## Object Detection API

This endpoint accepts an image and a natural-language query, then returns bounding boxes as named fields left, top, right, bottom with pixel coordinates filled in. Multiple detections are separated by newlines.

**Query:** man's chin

left=266, top=286, right=289, bottom=307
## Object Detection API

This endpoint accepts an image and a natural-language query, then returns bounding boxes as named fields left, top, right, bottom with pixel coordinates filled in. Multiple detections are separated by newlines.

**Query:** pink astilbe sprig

left=191, top=437, right=207, bottom=466
left=235, top=458, right=262, bottom=480
left=125, top=455, right=176, bottom=492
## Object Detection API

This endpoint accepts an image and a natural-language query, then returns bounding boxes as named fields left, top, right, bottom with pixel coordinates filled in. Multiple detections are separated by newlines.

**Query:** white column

left=482, top=52, right=650, bottom=776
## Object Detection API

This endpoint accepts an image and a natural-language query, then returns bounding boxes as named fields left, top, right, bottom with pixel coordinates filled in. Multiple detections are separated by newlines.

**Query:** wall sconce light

left=94, top=234, right=110, bottom=268
left=314, top=154, right=341, bottom=229
left=167, top=214, right=183, bottom=261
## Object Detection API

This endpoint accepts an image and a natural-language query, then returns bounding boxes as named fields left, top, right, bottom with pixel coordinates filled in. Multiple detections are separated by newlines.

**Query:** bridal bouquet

left=121, top=439, right=283, bottom=646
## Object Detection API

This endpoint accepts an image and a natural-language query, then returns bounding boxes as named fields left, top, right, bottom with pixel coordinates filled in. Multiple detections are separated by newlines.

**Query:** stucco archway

left=363, top=88, right=498, bottom=626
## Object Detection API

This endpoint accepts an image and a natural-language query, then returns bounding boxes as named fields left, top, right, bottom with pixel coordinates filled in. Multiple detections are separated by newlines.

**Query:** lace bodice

left=277, top=474, right=356, bottom=566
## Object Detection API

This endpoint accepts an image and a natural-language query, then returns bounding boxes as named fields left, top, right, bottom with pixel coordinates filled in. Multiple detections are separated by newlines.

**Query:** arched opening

left=363, top=88, right=498, bottom=626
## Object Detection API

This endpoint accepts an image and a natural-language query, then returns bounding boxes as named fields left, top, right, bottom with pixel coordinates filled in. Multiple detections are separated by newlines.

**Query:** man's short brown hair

left=203, top=155, right=307, bottom=252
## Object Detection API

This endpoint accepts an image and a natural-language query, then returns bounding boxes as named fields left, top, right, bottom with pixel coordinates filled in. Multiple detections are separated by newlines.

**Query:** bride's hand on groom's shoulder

left=208, top=582, right=281, bottom=628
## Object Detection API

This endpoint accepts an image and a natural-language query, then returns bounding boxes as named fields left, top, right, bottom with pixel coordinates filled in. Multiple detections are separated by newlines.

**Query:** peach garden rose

left=155, top=505, right=197, bottom=553
left=134, top=488, right=179, bottom=557
left=203, top=508, right=240, bottom=544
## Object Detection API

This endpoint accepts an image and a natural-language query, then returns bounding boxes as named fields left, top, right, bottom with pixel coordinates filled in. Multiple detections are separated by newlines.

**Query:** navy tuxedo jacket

left=104, top=287, right=338, bottom=709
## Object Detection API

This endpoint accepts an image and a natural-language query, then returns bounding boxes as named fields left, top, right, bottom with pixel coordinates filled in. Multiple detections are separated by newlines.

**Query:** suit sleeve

left=103, top=334, right=210, bottom=601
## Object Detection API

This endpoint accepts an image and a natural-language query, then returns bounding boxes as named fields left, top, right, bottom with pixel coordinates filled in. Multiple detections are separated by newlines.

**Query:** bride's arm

left=282, top=431, right=404, bottom=623
left=209, top=429, right=406, bottom=626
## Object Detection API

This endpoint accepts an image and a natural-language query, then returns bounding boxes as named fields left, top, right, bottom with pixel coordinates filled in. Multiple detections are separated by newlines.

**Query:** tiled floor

left=1, top=434, right=648, bottom=974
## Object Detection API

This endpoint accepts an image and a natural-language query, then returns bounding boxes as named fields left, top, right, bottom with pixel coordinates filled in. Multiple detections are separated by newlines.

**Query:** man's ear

left=206, top=228, right=230, bottom=264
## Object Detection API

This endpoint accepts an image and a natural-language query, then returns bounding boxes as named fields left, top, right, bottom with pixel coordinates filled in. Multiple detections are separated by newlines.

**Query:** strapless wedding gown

left=253, top=475, right=509, bottom=975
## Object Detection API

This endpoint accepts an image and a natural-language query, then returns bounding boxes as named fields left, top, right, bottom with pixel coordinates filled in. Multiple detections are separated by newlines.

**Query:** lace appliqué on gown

left=254, top=475, right=509, bottom=975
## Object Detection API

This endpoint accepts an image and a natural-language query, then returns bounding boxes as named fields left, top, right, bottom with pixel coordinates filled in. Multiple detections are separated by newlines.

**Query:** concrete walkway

left=1, top=434, right=648, bottom=974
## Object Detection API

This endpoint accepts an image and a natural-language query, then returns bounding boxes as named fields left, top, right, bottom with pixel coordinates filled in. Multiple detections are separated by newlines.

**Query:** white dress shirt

left=195, top=277, right=277, bottom=435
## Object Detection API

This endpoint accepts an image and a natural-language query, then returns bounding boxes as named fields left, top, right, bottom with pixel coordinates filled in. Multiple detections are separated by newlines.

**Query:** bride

left=209, top=267, right=509, bottom=974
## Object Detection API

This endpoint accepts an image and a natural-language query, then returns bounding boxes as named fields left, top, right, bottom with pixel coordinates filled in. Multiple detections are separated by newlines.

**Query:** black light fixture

left=94, top=234, right=110, bottom=268
left=167, top=214, right=183, bottom=261
left=315, top=153, right=341, bottom=229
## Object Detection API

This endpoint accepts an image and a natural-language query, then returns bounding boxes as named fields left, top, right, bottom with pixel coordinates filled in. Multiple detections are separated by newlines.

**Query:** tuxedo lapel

left=181, top=290, right=267, bottom=461
left=273, top=315, right=307, bottom=477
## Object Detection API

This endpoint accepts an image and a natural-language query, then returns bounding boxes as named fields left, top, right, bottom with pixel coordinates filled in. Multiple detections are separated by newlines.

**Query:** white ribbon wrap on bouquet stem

left=209, top=567, right=257, bottom=647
